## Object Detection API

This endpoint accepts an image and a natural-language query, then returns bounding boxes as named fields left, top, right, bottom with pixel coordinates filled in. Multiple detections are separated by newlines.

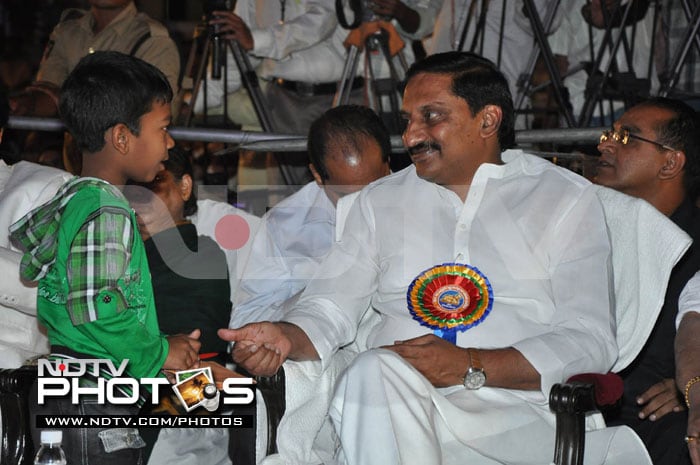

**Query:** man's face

left=400, top=72, right=484, bottom=188
left=126, top=101, right=175, bottom=183
left=321, top=136, right=390, bottom=206
left=595, top=105, right=676, bottom=199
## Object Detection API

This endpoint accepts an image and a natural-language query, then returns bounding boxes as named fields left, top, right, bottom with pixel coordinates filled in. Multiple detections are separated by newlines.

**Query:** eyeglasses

left=600, top=128, right=678, bottom=152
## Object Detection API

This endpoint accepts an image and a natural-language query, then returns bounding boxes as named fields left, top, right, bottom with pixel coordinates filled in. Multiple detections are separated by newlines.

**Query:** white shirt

left=232, top=182, right=336, bottom=328
left=199, top=0, right=349, bottom=110
left=678, top=270, right=700, bottom=327
left=0, top=161, right=73, bottom=368
left=285, top=150, right=617, bottom=397
left=189, top=199, right=261, bottom=307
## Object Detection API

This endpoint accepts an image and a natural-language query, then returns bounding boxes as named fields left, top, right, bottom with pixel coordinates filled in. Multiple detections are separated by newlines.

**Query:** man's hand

left=164, top=329, right=202, bottom=371
left=210, top=10, right=254, bottom=51
left=368, top=0, right=420, bottom=33
left=368, top=0, right=404, bottom=18
left=688, top=403, right=700, bottom=465
left=218, top=323, right=292, bottom=376
left=384, top=334, right=469, bottom=387
left=636, top=378, right=685, bottom=421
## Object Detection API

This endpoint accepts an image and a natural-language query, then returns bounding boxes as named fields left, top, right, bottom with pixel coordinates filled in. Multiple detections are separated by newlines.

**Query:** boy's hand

left=163, top=329, right=202, bottom=371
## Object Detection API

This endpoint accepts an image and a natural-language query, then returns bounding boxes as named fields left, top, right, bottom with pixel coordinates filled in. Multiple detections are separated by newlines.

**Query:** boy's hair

left=308, top=105, right=391, bottom=181
left=59, top=51, right=173, bottom=154
left=405, top=51, right=515, bottom=150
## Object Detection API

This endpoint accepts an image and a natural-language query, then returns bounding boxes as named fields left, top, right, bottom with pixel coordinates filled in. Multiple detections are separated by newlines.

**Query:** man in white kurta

left=232, top=105, right=391, bottom=328
left=220, top=52, right=621, bottom=465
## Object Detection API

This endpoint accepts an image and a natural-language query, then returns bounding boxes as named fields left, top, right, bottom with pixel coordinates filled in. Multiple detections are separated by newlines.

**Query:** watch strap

left=468, top=348, right=482, bottom=371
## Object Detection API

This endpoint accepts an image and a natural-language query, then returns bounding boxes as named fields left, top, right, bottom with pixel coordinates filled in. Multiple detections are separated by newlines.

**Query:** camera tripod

left=178, top=20, right=297, bottom=185
left=659, top=0, right=700, bottom=97
left=333, top=21, right=409, bottom=133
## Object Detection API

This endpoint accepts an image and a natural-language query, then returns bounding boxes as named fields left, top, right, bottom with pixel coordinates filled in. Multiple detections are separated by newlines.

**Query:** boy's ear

left=111, top=124, right=130, bottom=155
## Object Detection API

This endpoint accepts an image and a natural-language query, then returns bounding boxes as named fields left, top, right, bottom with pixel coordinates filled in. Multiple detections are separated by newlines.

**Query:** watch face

left=465, top=369, right=486, bottom=390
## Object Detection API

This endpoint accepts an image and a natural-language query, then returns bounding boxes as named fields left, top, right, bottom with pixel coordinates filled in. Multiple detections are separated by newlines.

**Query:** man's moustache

left=407, top=141, right=441, bottom=155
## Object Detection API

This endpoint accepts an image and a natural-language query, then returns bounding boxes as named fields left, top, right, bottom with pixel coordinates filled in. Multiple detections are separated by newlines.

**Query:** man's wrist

left=685, top=376, right=700, bottom=408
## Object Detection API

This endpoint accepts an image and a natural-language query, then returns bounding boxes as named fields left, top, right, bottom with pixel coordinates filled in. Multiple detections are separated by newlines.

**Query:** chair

left=0, top=366, right=37, bottom=465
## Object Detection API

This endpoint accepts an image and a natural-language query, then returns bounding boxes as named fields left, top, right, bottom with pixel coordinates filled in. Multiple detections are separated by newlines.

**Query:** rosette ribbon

left=406, top=263, right=493, bottom=344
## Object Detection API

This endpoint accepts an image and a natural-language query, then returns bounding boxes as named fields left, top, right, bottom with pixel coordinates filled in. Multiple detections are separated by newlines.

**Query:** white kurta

left=232, top=182, right=335, bottom=327
left=284, top=150, right=619, bottom=464
left=678, top=270, right=700, bottom=326
left=232, top=181, right=364, bottom=328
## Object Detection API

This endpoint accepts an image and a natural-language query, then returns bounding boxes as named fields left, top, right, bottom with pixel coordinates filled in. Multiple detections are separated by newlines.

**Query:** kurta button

left=103, top=295, right=112, bottom=303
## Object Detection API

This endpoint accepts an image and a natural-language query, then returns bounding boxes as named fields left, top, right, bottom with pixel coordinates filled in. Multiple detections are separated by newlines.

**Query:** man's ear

left=309, top=163, right=323, bottom=186
left=659, top=150, right=686, bottom=181
left=110, top=124, right=130, bottom=155
left=180, top=173, right=193, bottom=201
left=479, top=105, right=502, bottom=139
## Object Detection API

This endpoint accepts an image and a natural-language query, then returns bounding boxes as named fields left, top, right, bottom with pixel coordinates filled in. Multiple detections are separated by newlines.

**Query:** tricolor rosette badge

left=407, top=263, right=493, bottom=343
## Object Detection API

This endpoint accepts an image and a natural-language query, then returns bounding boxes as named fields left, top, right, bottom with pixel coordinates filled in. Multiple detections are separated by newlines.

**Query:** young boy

left=10, top=51, right=201, bottom=464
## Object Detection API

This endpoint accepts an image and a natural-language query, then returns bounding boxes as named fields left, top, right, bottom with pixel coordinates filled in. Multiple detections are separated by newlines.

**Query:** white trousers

left=328, top=349, right=651, bottom=465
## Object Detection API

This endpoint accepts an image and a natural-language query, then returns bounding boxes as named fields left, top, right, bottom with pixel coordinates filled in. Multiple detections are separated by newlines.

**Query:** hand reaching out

left=218, top=323, right=292, bottom=376
left=163, top=329, right=201, bottom=371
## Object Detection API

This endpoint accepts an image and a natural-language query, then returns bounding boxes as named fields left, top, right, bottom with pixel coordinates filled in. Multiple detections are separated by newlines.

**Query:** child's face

left=127, top=101, right=174, bottom=183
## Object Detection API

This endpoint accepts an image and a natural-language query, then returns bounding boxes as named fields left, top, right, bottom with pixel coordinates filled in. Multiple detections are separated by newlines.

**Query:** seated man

left=220, top=52, right=637, bottom=464
left=232, top=104, right=391, bottom=328
left=595, top=97, right=700, bottom=465
left=0, top=90, right=73, bottom=368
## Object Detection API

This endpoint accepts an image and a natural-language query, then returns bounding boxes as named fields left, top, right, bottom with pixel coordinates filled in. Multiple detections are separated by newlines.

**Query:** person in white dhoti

left=219, top=51, right=627, bottom=465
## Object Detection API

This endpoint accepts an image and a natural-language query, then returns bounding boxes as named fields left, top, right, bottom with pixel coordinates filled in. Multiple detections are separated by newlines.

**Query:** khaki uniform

left=36, top=2, right=180, bottom=94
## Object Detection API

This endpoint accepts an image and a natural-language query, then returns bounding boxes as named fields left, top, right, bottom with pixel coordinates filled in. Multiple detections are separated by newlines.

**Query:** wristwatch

left=463, top=348, right=486, bottom=390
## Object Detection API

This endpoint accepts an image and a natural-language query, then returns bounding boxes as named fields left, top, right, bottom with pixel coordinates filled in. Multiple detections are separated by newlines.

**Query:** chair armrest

left=550, top=372, right=624, bottom=465
left=549, top=382, right=596, bottom=465
left=256, top=367, right=286, bottom=457
left=0, top=365, right=38, bottom=465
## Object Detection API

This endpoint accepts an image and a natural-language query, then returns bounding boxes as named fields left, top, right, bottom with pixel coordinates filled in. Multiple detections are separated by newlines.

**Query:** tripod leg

left=182, top=33, right=212, bottom=127
left=333, top=45, right=362, bottom=107
left=522, top=0, right=576, bottom=127
left=227, top=41, right=275, bottom=132
left=226, top=40, right=298, bottom=186
left=578, top=1, right=636, bottom=126
left=514, top=0, right=561, bottom=112
left=660, top=2, right=700, bottom=96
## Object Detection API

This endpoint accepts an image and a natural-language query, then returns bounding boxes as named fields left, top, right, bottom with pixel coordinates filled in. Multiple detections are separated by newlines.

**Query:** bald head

left=308, top=105, right=391, bottom=206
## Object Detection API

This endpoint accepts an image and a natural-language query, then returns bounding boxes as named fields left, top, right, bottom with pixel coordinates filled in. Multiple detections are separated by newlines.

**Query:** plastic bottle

left=34, top=430, right=67, bottom=465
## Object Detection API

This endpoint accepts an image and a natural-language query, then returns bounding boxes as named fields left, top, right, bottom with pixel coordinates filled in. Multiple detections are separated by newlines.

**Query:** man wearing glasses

left=595, top=97, right=700, bottom=465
